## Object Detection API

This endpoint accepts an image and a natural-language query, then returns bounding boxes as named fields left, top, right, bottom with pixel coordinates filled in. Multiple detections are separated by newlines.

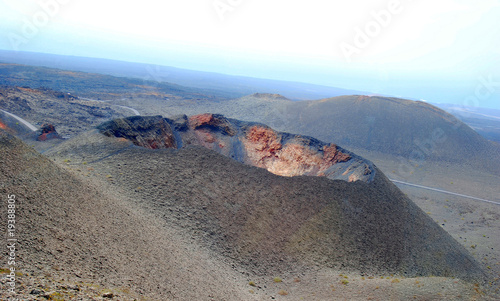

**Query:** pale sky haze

left=0, top=0, right=499, bottom=109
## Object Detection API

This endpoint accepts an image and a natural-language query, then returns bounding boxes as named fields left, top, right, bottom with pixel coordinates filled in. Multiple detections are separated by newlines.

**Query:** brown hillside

left=45, top=121, right=486, bottom=280
left=0, top=129, right=257, bottom=300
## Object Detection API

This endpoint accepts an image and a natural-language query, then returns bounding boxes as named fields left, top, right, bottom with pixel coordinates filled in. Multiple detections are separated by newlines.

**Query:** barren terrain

left=2, top=129, right=495, bottom=300
left=0, top=64, right=498, bottom=300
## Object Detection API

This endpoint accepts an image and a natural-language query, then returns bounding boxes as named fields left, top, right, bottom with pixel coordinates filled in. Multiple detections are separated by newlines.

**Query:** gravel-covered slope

left=45, top=128, right=486, bottom=281
left=0, top=129, right=261, bottom=300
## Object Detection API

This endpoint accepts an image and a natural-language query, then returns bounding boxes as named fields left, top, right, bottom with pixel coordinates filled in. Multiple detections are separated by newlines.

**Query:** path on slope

left=0, top=109, right=37, bottom=131
left=390, top=179, right=500, bottom=205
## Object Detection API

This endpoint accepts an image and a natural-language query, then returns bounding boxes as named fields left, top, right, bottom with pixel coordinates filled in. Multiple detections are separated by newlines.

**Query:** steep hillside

left=46, top=117, right=486, bottom=280
left=0, top=129, right=261, bottom=300
left=434, top=103, right=500, bottom=143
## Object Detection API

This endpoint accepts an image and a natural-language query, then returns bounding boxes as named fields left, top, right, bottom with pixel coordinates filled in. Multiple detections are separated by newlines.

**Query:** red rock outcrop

left=188, top=113, right=237, bottom=136
left=322, top=144, right=351, bottom=164
left=37, top=123, right=62, bottom=141
left=244, top=125, right=282, bottom=160
left=242, top=126, right=355, bottom=178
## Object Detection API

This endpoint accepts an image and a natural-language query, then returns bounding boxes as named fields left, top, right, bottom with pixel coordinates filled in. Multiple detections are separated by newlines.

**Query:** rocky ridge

left=97, top=114, right=376, bottom=183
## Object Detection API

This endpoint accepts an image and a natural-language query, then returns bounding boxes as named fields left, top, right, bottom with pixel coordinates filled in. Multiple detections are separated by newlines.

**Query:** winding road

left=115, top=105, right=140, bottom=116
left=389, top=179, right=500, bottom=206
left=0, top=109, right=38, bottom=131
left=0, top=97, right=140, bottom=132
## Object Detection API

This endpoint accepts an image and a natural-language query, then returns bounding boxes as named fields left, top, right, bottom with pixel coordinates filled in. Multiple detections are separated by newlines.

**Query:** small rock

left=103, top=292, right=114, bottom=298
left=43, top=291, right=56, bottom=298
left=30, top=289, right=43, bottom=295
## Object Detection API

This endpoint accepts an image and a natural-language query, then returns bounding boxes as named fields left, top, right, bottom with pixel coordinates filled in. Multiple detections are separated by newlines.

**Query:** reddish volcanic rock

left=245, top=126, right=282, bottom=158
left=264, top=143, right=323, bottom=176
left=192, top=129, right=218, bottom=149
left=98, top=114, right=376, bottom=182
left=188, top=113, right=237, bottom=136
left=243, top=130, right=358, bottom=178
left=239, top=125, right=374, bottom=181
left=37, top=123, right=62, bottom=141
left=188, top=113, right=214, bottom=128
left=322, top=144, right=351, bottom=164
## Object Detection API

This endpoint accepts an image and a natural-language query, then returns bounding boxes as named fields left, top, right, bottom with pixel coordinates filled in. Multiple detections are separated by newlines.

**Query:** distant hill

left=197, top=94, right=500, bottom=175
left=0, top=50, right=368, bottom=100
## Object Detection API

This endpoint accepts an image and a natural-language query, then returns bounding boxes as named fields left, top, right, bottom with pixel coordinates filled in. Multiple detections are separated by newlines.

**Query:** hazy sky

left=1, top=0, right=499, bottom=109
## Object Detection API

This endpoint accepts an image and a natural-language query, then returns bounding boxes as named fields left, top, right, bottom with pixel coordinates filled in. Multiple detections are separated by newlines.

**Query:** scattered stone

left=103, top=292, right=114, bottom=298
left=30, top=289, right=43, bottom=295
